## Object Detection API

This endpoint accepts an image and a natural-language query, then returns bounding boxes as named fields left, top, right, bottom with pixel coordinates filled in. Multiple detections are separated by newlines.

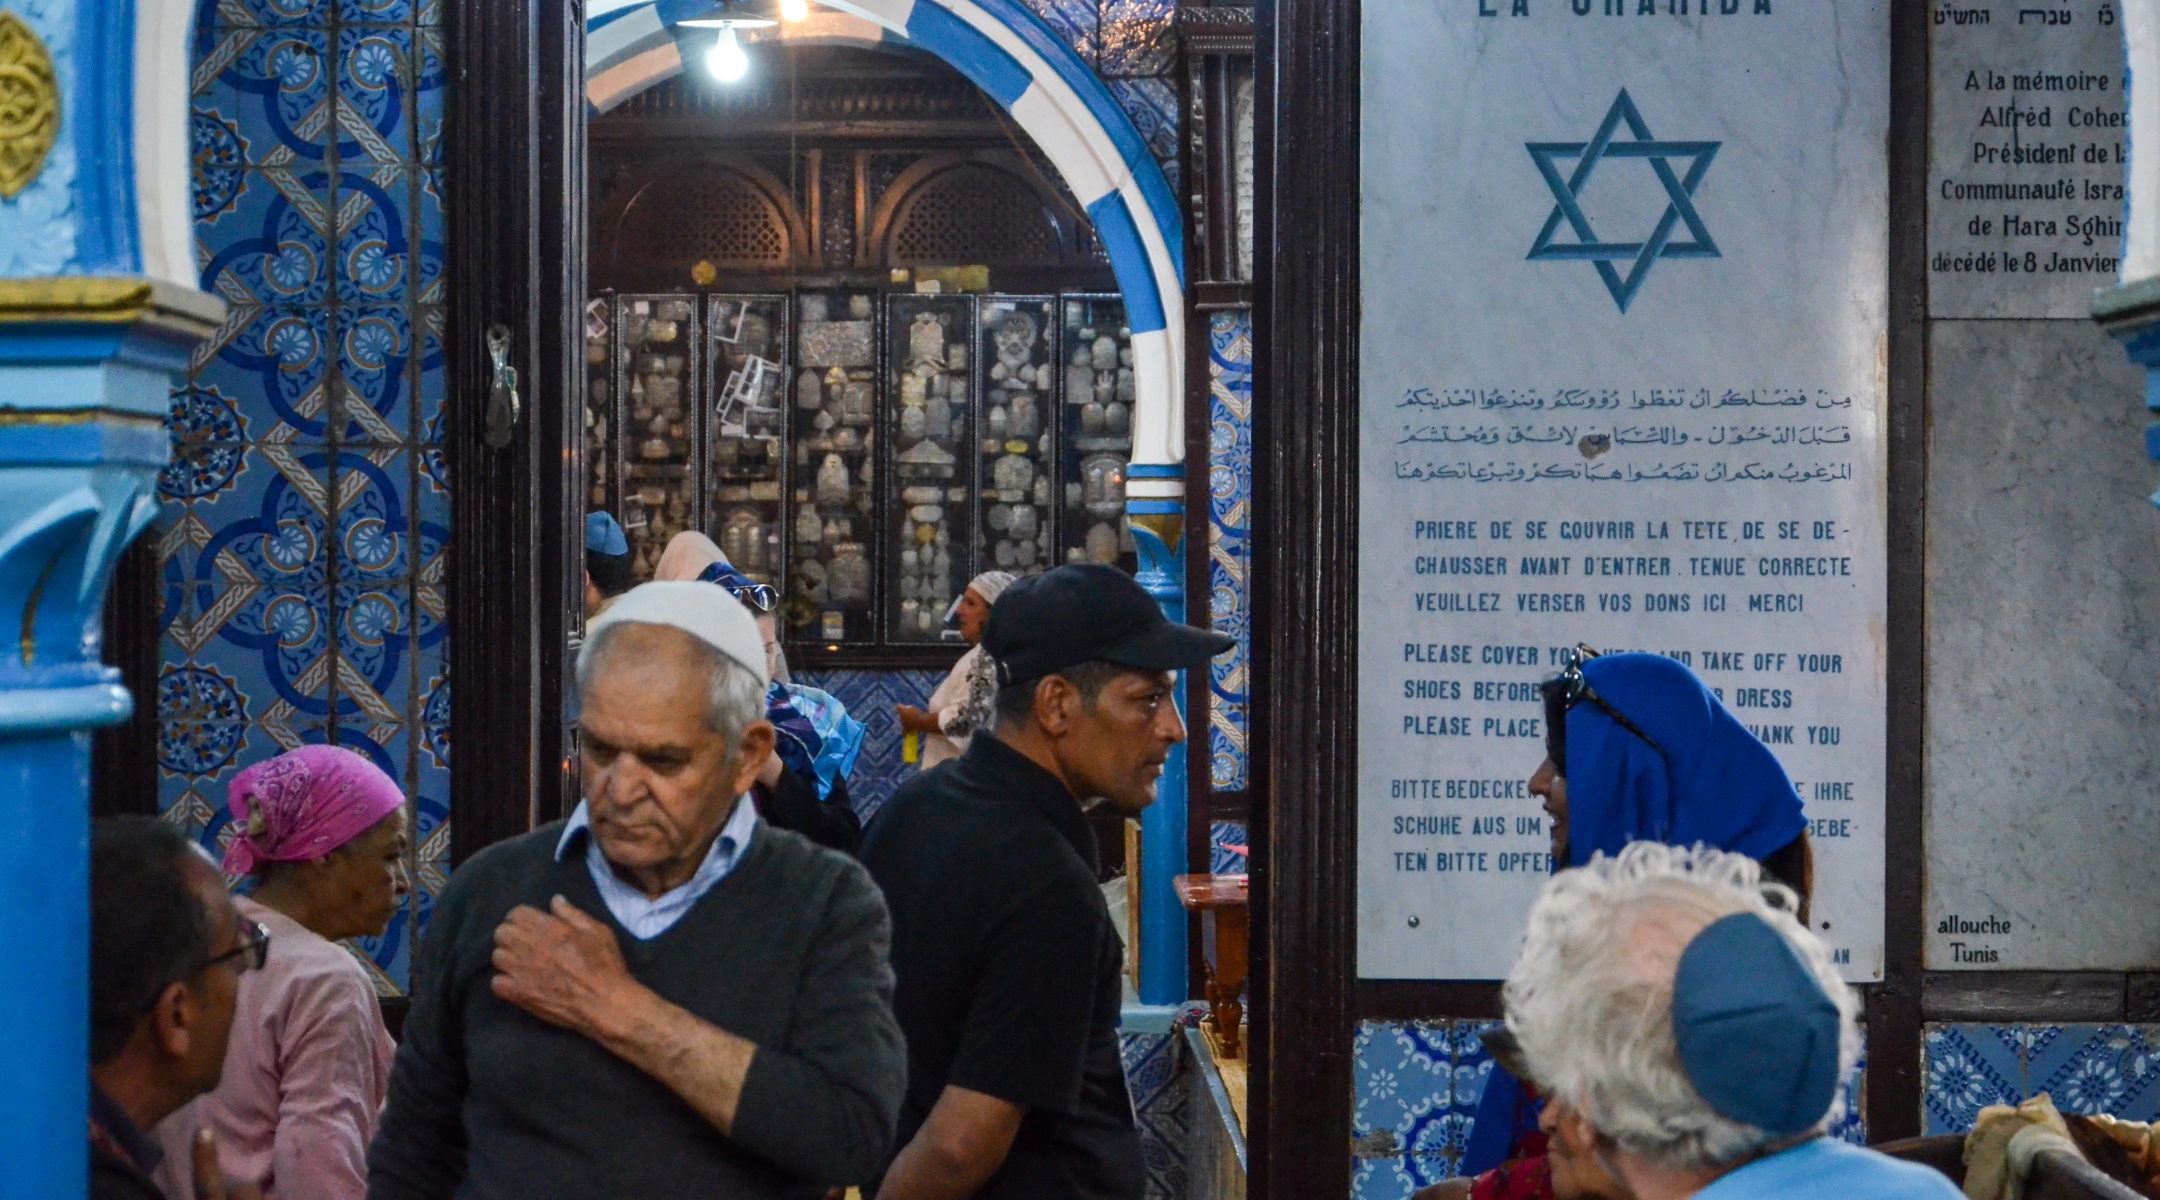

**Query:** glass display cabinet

left=616, top=295, right=702, bottom=580
left=883, top=294, right=977, bottom=643
left=587, top=289, right=1129, bottom=654
left=706, top=295, right=788, bottom=587
left=789, top=289, right=880, bottom=643
left=977, top=295, right=1058, bottom=581
left=1059, top=295, right=1134, bottom=567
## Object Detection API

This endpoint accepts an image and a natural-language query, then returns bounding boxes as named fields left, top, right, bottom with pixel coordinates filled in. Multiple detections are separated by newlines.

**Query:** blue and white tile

left=337, top=26, right=415, bottom=163
left=162, top=384, right=252, bottom=503
left=217, top=27, right=338, bottom=166
left=339, top=0, right=413, bottom=24
left=196, top=306, right=336, bottom=441
left=1098, top=0, right=1174, bottom=77
left=1208, top=821, right=1247, bottom=875
left=1105, top=77, right=1178, bottom=189
left=1923, top=1024, right=2048, bottom=1135
left=217, top=0, right=333, bottom=27
left=1015, top=0, right=1098, bottom=65
left=199, top=168, right=334, bottom=307
left=1120, top=1031, right=1188, bottom=1200
left=193, top=102, right=253, bottom=228
left=791, top=668, right=944, bottom=822
left=335, top=169, right=414, bottom=306
left=335, top=304, right=416, bottom=441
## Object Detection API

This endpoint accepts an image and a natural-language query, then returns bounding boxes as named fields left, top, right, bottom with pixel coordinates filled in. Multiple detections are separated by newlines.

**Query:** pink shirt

left=152, top=896, right=395, bottom=1200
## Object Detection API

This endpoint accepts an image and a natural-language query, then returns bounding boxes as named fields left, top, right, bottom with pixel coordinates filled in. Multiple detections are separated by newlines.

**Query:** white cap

left=578, top=581, right=770, bottom=691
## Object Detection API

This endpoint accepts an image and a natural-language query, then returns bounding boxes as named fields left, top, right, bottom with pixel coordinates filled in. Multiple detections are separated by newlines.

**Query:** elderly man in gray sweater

left=368, top=582, right=905, bottom=1200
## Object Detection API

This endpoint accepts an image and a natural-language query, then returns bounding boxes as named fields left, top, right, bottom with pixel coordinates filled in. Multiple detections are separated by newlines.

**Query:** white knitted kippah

left=578, top=580, right=770, bottom=691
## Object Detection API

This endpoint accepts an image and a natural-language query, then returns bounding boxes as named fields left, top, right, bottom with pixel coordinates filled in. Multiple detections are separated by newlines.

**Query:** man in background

left=90, top=817, right=268, bottom=1200
left=862, top=564, right=1234, bottom=1200
left=584, top=511, right=634, bottom=617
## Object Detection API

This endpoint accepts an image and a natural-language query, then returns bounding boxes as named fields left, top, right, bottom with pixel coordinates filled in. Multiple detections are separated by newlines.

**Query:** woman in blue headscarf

left=1443, top=649, right=1811, bottom=1200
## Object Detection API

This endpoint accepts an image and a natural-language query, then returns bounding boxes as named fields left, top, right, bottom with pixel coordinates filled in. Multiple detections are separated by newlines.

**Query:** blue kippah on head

left=696, top=559, right=757, bottom=592
left=1671, top=912, right=1841, bottom=1136
left=586, top=511, right=629, bottom=557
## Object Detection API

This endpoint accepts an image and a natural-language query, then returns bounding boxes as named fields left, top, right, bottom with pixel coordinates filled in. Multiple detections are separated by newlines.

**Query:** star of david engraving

left=1526, top=90, right=1721, bottom=313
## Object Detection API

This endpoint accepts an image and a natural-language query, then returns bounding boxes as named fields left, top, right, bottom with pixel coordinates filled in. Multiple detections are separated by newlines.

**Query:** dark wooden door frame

left=1250, top=0, right=1362, bottom=1192
left=444, top=0, right=586, bottom=863
left=1250, top=1, right=1935, bottom=1187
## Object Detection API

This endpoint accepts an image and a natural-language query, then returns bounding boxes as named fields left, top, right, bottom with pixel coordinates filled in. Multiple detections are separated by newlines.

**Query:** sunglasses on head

left=693, top=562, right=778, bottom=612
left=1543, top=644, right=1667, bottom=760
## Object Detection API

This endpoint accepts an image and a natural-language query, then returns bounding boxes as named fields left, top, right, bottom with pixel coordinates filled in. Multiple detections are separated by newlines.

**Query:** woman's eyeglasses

left=1549, top=644, right=1667, bottom=758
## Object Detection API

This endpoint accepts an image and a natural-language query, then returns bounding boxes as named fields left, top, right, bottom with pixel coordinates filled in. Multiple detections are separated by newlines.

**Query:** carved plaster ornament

left=828, top=544, right=870, bottom=604
left=1066, top=363, right=1096, bottom=404
left=1093, top=372, right=1115, bottom=406
left=909, top=312, right=946, bottom=365
left=1091, top=336, right=1119, bottom=371
left=1085, top=521, right=1119, bottom=564
left=842, top=381, right=875, bottom=423
left=995, top=311, right=1039, bottom=369
left=797, top=369, right=822, bottom=409
left=816, top=453, right=851, bottom=504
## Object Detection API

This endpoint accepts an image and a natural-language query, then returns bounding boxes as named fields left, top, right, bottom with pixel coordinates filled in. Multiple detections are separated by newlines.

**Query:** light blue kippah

left=1671, top=912, right=1842, bottom=1136
left=586, top=511, right=628, bottom=557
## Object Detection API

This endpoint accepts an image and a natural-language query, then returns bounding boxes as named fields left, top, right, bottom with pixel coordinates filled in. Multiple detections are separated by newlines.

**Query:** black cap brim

left=1098, top=621, right=1237, bottom=673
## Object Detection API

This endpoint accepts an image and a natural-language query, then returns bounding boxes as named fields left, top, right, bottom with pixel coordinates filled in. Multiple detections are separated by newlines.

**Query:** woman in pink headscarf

left=155, top=745, right=411, bottom=1200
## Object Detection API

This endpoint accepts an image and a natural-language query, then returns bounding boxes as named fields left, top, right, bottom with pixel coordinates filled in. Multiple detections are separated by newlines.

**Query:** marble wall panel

left=1924, top=320, right=2160, bottom=970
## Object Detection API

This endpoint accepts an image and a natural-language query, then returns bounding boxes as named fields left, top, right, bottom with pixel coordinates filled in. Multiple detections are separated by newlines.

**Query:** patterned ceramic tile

left=1924, top=1024, right=2160, bottom=1136
left=1356, top=1018, right=1869, bottom=1193
left=167, top=0, right=447, bottom=995
left=1121, top=1030, right=1189, bottom=1200
left=1098, top=0, right=1174, bottom=77
left=1106, top=77, right=1178, bottom=193
left=1015, top=0, right=1099, bottom=66
left=1207, top=312, right=1252, bottom=792
left=790, top=668, right=944, bottom=823
left=1209, top=821, right=1248, bottom=875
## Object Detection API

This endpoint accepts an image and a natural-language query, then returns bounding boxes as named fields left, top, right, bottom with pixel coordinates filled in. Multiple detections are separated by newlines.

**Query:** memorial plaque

left=1929, top=0, right=2127, bottom=318
left=1359, top=2, right=1889, bottom=981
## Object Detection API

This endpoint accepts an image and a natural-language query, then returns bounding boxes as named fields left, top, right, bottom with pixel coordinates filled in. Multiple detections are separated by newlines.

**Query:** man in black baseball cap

left=862, top=564, right=1232, bottom=1200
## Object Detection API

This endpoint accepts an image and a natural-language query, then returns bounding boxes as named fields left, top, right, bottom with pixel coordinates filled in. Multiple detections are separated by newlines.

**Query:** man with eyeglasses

left=90, top=817, right=270, bottom=1200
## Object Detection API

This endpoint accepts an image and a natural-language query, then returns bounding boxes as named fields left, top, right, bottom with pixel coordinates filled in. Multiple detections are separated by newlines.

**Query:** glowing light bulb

left=780, top=0, right=809, bottom=20
left=706, top=27, right=749, bottom=82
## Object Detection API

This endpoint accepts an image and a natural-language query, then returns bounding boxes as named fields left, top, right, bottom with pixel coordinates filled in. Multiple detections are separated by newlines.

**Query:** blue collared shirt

left=555, top=795, right=758, bottom=940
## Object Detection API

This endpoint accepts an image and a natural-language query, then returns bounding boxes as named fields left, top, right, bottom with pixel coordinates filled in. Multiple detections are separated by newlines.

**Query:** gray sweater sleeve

left=365, top=855, right=479, bottom=1200
left=727, top=856, right=906, bottom=1186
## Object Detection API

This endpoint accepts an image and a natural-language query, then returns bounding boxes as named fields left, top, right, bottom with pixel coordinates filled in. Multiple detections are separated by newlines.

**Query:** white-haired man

left=369, top=582, right=906, bottom=1200
left=1500, top=843, right=1959, bottom=1200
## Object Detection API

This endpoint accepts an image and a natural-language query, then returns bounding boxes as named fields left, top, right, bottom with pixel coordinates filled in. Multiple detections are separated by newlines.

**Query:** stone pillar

left=0, top=0, right=222, bottom=1191
left=1128, top=465, right=1188, bottom=1005
left=2096, top=6, right=2160, bottom=497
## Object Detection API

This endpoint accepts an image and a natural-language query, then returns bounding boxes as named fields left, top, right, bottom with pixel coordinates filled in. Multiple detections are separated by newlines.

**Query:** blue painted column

left=2095, top=280, right=2160, bottom=501
left=1127, top=464, right=1188, bottom=1005
left=0, top=0, right=224, bottom=1191
left=0, top=280, right=222, bottom=1196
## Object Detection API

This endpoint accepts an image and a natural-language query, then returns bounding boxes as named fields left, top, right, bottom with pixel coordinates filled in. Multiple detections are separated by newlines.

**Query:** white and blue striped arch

left=585, top=0, right=1189, bottom=477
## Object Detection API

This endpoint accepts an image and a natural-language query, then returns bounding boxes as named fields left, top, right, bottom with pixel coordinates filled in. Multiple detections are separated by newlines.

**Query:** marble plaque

left=1359, top=0, right=1889, bottom=981
left=1929, top=2, right=2127, bottom=317
left=1924, top=319, right=2160, bottom=970
left=798, top=320, right=875, bottom=368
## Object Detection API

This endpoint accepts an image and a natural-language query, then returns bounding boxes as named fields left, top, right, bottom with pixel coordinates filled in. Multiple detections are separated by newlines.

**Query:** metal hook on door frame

left=484, top=324, right=520, bottom=449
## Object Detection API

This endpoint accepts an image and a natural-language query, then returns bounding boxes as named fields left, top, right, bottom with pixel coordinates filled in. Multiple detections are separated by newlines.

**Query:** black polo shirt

left=860, top=735, right=1143, bottom=1200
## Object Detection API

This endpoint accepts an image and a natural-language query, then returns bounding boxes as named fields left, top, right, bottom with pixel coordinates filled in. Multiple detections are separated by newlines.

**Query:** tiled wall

left=1124, top=1028, right=1192, bottom=1200
left=1923, top=1024, right=2160, bottom=1136
left=1016, top=0, right=1181, bottom=193
left=1206, top=311, right=1252, bottom=793
left=790, top=667, right=941, bottom=824
left=1351, top=1019, right=1868, bottom=1200
left=161, top=0, right=447, bottom=994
